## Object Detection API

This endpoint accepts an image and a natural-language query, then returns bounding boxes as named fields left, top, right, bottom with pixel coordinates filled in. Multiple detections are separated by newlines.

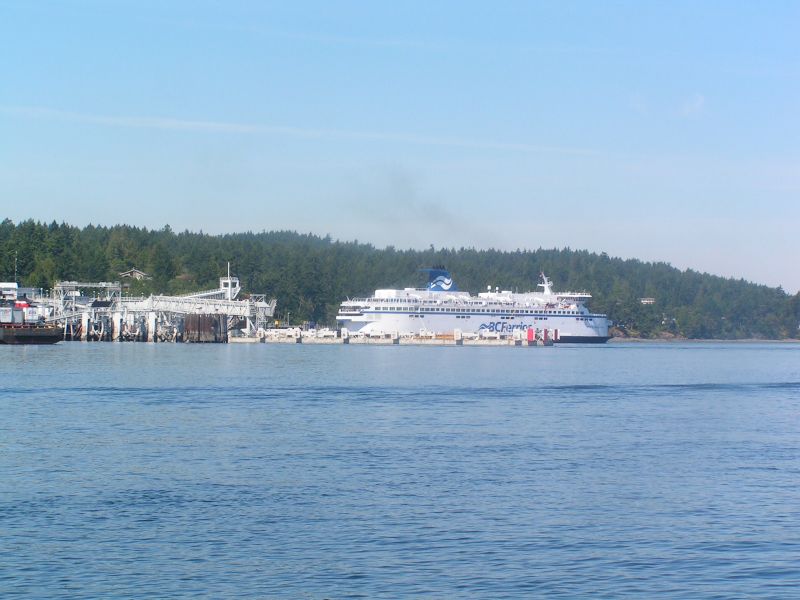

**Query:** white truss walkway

left=122, top=295, right=276, bottom=318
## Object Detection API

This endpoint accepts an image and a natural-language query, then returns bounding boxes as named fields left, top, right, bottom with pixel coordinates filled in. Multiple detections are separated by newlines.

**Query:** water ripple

left=2, top=344, right=799, bottom=597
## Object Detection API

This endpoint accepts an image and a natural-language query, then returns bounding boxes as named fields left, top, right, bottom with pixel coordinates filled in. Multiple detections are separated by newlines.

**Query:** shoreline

left=609, top=337, right=800, bottom=344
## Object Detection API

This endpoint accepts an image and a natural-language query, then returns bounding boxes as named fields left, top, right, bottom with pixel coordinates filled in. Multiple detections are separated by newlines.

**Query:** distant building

left=119, top=268, right=151, bottom=281
left=639, top=297, right=656, bottom=305
left=0, top=282, right=18, bottom=300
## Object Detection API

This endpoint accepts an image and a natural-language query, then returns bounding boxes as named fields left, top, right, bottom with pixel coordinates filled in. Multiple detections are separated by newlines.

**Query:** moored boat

left=0, top=290, right=61, bottom=345
left=0, top=323, right=62, bottom=345
left=336, top=269, right=612, bottom=343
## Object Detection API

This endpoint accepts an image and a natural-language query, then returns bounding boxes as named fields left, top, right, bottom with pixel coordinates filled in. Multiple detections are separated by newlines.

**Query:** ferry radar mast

left=538, top=272, right=554, bottom=296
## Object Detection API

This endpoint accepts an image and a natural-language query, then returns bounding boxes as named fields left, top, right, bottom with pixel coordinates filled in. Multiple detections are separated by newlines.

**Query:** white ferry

left=336, top=269, right=612, bottom=343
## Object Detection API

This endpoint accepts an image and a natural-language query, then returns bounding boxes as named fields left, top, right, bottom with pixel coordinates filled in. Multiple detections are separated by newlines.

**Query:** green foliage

left=0, top=218, right=797, bottom=339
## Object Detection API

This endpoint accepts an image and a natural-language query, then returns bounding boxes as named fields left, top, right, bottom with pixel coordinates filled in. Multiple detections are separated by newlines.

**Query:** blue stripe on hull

left=555, top=336, right=611, bottom=344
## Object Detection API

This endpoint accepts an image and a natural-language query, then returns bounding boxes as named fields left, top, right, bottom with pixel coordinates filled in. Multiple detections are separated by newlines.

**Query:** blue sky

left=1, top=1, right=798, bottom=291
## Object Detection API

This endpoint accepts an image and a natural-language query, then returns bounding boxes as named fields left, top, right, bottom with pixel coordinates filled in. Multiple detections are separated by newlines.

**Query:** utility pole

left=14, top=250, right=18, bottom=283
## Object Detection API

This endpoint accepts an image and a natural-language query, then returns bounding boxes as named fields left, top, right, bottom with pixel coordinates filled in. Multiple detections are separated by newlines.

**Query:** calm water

left=2, top=342, right=799, bottom=598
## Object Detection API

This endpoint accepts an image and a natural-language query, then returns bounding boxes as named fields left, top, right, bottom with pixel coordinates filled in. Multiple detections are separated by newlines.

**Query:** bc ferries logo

left=425, top=268, right=458, bottom=292
left=429, top=275, right=454, bottom=291
left=480, top=322, right=532, bottom=333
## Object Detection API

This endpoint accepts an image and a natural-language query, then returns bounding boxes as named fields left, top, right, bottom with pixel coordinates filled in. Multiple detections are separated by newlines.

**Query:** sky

left=1, top=1, right=798, bottom=291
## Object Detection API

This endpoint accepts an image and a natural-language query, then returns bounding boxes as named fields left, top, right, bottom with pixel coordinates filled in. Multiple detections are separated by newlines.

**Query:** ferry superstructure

left=336, top=269, right=611, bottom=343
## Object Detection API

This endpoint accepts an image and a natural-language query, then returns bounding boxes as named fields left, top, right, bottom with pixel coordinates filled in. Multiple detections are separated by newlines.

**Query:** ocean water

left=2, top=342, right=799, bottom=598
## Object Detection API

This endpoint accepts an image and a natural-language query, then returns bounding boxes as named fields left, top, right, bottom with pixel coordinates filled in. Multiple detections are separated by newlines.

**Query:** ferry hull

left=337, top=314, right=610, bottom=342
left=556, top=336, right=611, bottom=344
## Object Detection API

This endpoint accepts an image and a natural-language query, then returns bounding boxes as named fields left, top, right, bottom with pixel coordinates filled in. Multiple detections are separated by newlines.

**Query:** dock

left=27, top=274, right=276, bottom=342
left=14, top=273, right=557, bottom=347
left=230, top=327, right=556, bottom=347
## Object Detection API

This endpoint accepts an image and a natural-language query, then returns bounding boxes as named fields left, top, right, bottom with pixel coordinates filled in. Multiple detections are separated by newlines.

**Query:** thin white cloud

left=680, top=93, right=706, bottom=116
left=174, top=20, right=620, bottom=55
left=166, top=20, right=441, bottom=50
left=270, top=29, right=438, bottom=50
left=628, top=93, right=649, bottom=115
left=0, top=105, right=598, bottom=156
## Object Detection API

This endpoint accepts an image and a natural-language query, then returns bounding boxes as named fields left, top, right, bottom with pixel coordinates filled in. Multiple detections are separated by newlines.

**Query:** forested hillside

left=1, top=219, right=798, bottom=339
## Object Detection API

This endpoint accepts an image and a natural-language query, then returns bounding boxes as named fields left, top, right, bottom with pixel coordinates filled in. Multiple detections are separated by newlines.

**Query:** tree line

left=1, top=218, right=798, bottom=339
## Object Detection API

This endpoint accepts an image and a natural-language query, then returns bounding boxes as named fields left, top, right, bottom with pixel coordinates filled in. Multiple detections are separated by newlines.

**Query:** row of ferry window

left=371, top=306, right=585, bottom=315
